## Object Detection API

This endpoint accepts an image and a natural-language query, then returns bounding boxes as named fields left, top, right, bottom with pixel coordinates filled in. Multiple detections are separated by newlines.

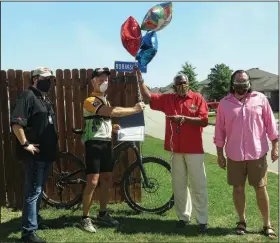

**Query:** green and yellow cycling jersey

left=81, top=92, right=112, bottom=143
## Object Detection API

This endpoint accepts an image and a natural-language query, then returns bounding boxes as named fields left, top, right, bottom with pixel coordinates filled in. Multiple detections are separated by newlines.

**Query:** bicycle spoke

left=124, top=157, right=173, bottom=213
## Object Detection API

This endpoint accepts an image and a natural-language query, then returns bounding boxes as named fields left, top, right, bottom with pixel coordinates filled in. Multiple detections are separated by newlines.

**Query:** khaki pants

left=171, top=153, right=208, bottom=224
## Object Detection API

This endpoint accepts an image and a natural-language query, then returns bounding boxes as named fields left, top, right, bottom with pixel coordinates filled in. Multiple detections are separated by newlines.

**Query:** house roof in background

left=198, top=68, right=278, bottom=91
left=247, top=68, right=278, bottom=91
left=198, top=78, right=210, bottom=85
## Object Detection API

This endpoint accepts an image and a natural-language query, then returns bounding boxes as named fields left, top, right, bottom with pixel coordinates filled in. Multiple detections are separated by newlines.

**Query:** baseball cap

left=91, top=68, right=110, bottom=79
left=32, top=67, right=55, bottom=77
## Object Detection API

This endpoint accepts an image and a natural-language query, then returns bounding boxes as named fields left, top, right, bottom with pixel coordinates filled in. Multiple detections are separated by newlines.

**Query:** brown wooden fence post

left=13, top=70, right=24, bottom=209
left=0, top=71, right=7, bottom=207
left=5, top=70, right=16, bottom=207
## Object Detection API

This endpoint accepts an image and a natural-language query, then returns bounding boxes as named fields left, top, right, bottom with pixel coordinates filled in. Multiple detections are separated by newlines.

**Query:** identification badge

left=48, top=115, right=53, bottom=124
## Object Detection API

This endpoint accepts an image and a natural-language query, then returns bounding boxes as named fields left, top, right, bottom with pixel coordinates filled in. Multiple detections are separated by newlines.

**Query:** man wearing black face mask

left=135, top=67, right=209, bottom=234
left=11, top=67, right=58, bottom=243
left=214, top=70, right=278, bottom=238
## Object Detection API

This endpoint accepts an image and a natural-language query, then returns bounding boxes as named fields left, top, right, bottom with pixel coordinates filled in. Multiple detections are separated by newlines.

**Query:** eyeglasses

left=233, top=79, right=250, bottom=84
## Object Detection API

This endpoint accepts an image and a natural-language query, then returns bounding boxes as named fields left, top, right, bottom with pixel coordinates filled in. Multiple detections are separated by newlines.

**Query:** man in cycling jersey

left=79, top=68, right=145, bottom=233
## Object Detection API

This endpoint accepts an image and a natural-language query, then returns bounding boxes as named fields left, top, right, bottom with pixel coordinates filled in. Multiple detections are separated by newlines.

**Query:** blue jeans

left=21, top=159, right=52, bottom=235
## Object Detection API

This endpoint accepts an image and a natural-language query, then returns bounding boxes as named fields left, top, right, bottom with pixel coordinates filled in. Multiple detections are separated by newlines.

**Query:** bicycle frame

left=55, top=152, right=86, bottom=184
left=59, top=125, right=152, bottom=188
left=113, top=141, right=150, bottom=188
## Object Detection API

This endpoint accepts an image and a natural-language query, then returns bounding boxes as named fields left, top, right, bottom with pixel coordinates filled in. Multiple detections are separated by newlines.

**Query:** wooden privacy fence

left=0, top=69, right=141, bottom=210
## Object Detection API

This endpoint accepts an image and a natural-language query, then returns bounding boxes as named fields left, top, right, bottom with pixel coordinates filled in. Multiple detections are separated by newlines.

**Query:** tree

left=178, top=62, right=199, bottom=92
left=207, top=63, right=233, bottom=101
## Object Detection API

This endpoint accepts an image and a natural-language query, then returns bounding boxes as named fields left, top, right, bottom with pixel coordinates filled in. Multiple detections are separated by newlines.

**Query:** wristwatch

left=21, top=141, right=30, bottom=147
left=138, top=78, right=144, bottom=83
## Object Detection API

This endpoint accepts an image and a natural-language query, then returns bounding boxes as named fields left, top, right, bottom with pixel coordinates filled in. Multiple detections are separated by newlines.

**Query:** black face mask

left=233, top=80, right=250, bottom=95
left=37, top=79, right=51, bottom=92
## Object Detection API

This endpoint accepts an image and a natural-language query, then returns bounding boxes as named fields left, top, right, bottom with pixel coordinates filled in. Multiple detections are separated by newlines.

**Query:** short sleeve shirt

left=10, top=87, right=58, bottom=161
left=150, top=90, right=208, bottom=153
left=81, top=92, right=112, bottom=143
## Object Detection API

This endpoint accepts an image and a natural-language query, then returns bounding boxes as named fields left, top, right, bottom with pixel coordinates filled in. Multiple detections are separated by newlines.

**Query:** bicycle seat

left=72, top=128, right=83, bottom=134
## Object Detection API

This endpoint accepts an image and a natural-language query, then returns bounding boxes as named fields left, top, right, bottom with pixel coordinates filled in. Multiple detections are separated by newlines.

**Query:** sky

left=1, top=1, right=278, bottom=88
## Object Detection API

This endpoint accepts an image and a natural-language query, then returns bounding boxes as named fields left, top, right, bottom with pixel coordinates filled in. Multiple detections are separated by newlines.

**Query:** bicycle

left=42, top=128, right=174, bottom=214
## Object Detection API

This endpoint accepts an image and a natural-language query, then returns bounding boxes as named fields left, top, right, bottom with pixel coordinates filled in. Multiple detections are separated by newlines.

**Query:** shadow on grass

left=0, top=212, right=260, bottom=242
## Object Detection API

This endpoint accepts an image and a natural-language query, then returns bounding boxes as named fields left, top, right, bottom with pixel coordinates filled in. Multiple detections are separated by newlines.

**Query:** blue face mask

left=37, top=79, right=51, bottom=92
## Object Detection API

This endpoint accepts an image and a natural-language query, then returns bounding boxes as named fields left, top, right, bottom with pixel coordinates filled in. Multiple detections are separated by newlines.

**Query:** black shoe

left=176, top=220, right=189, bottom=228
left=37, top=215, right=49, bottom=230
left=21, top=232, right=46, bottom=243
left=38, top=223, right=49, bottom=230
left=199, top=224, right=208, bottom=234
left=38, top=214, right=43, bottom=223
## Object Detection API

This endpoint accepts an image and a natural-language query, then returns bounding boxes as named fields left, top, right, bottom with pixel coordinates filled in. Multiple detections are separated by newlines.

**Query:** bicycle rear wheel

left=42, top=152, right=86, bottom=209
left=122, top=156, right=174, bottom=214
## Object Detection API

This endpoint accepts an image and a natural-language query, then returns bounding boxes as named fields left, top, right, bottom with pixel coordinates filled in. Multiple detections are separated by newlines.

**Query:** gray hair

left=173, top=73, right=188, bottom=83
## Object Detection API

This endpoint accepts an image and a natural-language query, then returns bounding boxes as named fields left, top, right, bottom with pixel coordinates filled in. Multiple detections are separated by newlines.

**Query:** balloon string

left=135, top=57, right=143, bottom=103
left=169, top=119, right=174, bottom=161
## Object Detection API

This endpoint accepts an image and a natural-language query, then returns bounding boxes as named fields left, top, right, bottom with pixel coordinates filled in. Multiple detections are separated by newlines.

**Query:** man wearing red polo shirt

left=135, top=67, right=208, bottom=233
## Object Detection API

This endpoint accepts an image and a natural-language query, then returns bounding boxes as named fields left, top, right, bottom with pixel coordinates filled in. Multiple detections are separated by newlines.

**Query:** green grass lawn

left=208, top=112, right=279, bottom=124
left=1, top=135, right=278, bottom=242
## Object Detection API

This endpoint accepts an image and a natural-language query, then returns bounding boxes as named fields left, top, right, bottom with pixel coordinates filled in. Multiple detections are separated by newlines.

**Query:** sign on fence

left=114, top=61, right=147, bottom=73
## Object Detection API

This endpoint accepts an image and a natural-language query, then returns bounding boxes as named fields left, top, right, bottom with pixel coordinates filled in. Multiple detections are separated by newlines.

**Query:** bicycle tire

left=122, top=156, right=174, bottom=214
left=42, top=152, right=86, bottom=209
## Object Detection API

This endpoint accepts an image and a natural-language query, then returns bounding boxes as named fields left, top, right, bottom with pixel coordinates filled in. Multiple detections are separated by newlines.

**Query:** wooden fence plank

left=64, top=69, right=74, bottom=154
left=21, top=72, right=30, bottom=208
left=5, top=70, right=16, bottom=207
left=125, top=74, right=137, bottom=202
left=64, top=69, right=76, bottom=201
left=13, top=70, right=24, bottom=209
left=80, top=69, right=87, bottom=141
left=0, top=71, right=7, bottom=206
left=110, top=71, right=126, bottom=203
left=50, top=69, right=67, bottom=203
left=23, top=71, right=30, bottom=89
left=87, top=69, right=93, bottom=96
left=72, top=69, right=83, bottom=160
left=71, top=69, right=84, bottom=197
left=56, top=69, right=67, bottom=152
left=106, top=69, right=115, bottom=106
left=130, top=75, right=142, bottom=202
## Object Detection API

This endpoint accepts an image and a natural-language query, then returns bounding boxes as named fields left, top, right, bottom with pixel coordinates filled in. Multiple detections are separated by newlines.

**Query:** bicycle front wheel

left=42, top=152, right=86, bottom=209
left=123, top=156, right=174, bottom=214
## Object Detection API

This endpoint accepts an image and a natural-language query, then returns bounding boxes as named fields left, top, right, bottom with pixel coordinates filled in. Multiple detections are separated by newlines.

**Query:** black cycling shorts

left=84, top=140, right=114, bottom=175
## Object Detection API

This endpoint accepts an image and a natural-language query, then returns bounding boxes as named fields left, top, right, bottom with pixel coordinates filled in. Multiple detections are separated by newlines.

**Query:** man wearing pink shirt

left=214, top=70, right=278, bottom=238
